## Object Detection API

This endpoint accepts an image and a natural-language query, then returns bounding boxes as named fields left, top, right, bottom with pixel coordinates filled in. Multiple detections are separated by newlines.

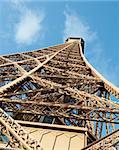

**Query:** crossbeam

left=0, top=108, right=42, bottom=150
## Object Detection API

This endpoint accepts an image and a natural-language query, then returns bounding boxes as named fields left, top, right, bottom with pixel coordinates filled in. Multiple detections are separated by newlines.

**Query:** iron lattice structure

left=0, top=37, right=119, bottom=149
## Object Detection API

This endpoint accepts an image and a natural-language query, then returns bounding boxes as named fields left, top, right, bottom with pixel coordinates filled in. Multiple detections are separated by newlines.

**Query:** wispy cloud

left=15, top=10, right=44, bottom=45
left=63, top=8, right=118, bottom=86
left=9, top=0, right=26, bottom=13
left=10, top=0, right=45, bottom=45
left=63, top=10, right=97, bottom=43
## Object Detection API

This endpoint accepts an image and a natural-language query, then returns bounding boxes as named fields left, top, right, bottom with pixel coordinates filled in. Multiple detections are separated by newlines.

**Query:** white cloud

left=9, top=0, right=25, bottom=11
left=15, top=10, right=44, bottom=45
left=63, top=11, right=97, bottom=42
left=63, top=9, right=118, bottom=86
left=10, top=0, right=23, bottom=5
left=9, top=0, right=45, bottom=45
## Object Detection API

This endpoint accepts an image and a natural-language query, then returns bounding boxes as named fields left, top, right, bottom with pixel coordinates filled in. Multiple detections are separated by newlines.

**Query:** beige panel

left=70, top=135, right=84, bottom=150
left=40, top=132, right=56, bottom=150
left=24, top=126, right=86, bottom=150
left=53, top=134, right=69, bottom=150
left=24, top=127, right=45, bottom=140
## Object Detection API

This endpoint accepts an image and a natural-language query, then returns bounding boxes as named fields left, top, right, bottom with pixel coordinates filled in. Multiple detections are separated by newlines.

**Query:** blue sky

left=0, top=0, right=119, bottom=86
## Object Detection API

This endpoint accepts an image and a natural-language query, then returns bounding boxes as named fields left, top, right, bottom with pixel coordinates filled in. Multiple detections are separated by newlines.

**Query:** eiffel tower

left=0, top=37, right=119, bottom=150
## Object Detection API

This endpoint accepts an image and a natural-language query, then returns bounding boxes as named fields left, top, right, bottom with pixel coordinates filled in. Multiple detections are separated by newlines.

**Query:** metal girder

left=0, top=38, right=119, bottom=149
left=0, top=42, right=73, bottom=94
left=0, top=108, right=42, bottom=150
left=1, top=98, right=119, bottom=124
left=82, top=129, right=119, bottom=150
left=1, top=98, right=119, bottom=114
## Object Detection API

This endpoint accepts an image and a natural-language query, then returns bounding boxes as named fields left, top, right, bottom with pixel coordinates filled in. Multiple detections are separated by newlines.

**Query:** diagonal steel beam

left=0, top=108, right=42, bottom=150
left=0, top=42, right=73, bottom=94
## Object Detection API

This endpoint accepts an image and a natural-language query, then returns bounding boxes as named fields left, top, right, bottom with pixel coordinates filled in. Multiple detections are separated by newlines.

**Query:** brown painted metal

left=0, top=38, right=119, bottom=149
left=82, top=129, right=119, bottom=150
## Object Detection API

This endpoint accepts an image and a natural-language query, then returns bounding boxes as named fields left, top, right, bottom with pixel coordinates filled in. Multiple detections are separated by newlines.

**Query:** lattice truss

left=0, top=38, right=119, bottom=149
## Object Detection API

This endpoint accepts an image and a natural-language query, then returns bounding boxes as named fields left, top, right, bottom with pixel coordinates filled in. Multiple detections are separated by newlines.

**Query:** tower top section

left=65, top=37, right=84, bottom=53
left=65, top=37, right=84, bottom=43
